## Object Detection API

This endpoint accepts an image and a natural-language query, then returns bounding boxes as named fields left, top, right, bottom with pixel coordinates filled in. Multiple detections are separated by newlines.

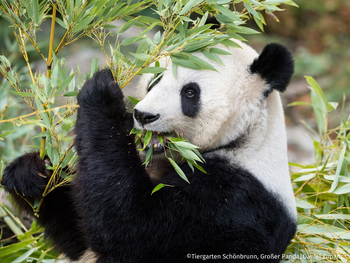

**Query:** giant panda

left=2, top=40, right=296, bottom=263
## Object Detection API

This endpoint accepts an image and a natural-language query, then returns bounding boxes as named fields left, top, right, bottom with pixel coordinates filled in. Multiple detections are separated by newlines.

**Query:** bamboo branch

left=40, top=3, right=57, bottom=157
left=120, top=19, right=182, bottom=89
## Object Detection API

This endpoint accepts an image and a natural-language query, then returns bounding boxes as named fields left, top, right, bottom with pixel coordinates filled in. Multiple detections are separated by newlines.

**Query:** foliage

left=1, top=0, right=347, bottom=262
left=285, top=77, right=350, bottom=262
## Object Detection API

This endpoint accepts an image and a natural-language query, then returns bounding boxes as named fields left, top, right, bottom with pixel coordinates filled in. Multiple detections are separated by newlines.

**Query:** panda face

left=133, top=41, right=293, bottom=155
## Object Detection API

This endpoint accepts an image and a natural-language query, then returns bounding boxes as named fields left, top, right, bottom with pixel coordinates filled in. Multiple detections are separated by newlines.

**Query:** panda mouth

left=142, top=131, right=173, bottom=153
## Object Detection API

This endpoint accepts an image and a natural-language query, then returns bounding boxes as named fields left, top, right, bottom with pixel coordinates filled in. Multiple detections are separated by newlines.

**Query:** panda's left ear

left=250, top=43, right=294, bottom=95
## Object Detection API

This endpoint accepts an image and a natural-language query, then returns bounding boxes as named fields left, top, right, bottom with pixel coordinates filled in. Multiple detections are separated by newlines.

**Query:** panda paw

left=77, top=69, right=126, bottom=116
left=2, top=152, right=51, bottom=199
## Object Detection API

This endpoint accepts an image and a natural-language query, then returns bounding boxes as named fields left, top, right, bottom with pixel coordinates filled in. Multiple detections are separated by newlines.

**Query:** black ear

left=250, top=43, right=294, bottom=96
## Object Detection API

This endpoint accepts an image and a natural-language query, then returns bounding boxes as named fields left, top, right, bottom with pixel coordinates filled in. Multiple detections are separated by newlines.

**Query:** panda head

left=133, top=41, right=294, bottom=157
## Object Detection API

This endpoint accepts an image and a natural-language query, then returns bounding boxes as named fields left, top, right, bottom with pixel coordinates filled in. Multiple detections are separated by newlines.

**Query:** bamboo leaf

left=168, top=158, right=190, bottom=184
left=73, top=16, right=95, bottom=33
left=333, top=183, right=350, bottom=195
left=0, top=238, right=38, bottom=257
left=0, top=129, right=16, bottom=139
left=209, top=47, right=232, bottom=55
left=215, top=4, right=241, bottom=21
left=180, top=0, right=205, bottom=15
left=54, top=73, right=75, bottom=95
left=63, top=91, right=79, bottom=97
left=295, top=198, right=316, bottom=209
left=188, top=54, right=218, bottom=71
left=130, top=53, right=153, bottom=61
left=244, top=2, right=260, bottom=20
left=143, top=145, right=153, bottom=167
left=329, top=144, right=347, bottom=193
left=118, top=18, right=137, bottom=36
left=151, top=183, right=174, bottom=195
left=128, top=96, right=139, bottom=106
left=142, top=130, right=153, bottom=150
left=138, top=67, right=167, bottom=74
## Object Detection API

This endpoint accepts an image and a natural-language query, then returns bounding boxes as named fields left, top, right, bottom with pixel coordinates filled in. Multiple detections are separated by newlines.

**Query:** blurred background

left=0, top=0, right=349, bottom=165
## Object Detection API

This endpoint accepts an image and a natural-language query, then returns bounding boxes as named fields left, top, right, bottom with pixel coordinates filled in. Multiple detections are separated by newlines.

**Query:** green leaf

left=138, top=67, right=167, bottom=74
left=61, top=150, right=75, bottom=168
left=209, top=47, right=232, bottom=55
left=33, top=131, right=47, bottom=139
left=130, top=128, right=141, bottom=136
left=293, top=174, right=316, bottom=182
left=0, top=129, right=16, bottom=139
left=128, top=96, right=139, bottom=106
left=243, top=2, right=260, bottom=20
left=63, top=91, right=79, bottom=97
left=333, top=183, right=350, bottom=195
left=51, top=59, right=59, bottom=87
left=295, top=198, right=316, bottom=209
left=180, top=0, right=205, bottom=15
left=143, top=144, right=153, bottom=167
left=12, top=247, right=38, bottom=263
left=288, top=101, right=312, bottom=107
left=142, top=130, right=153, bottom=150
left=118, top=18, right=137, bottom=36
left=209, top=51, right=224, bottom=66
left=54, top=73, right=75, bottom=95
left=329, top=144, right=347, bottom=193
left=171, top=56, right=202, bottom=70
left=152, top=183, right=166, bottom=194
left=306, top=76, right=327, bottom=104
left=189, top=54, right=218, bottom=71
left=0, top=55, right=11, bottom=67
left=0, top=237, right=38, bottom=257
left=172, top=62, right=177, bottom=79
left=73, top=16, right=95, bottom=33
left=157, top=134, right=164, bottom=146
left=326, top=102, right=338, bottom=112
left=130, top=53, right=153, bottom=61
left=215, top=4, right=241, bottom=21
left=172, top=140, right=199, bottom=149
left=151, top=183, right=174, bottom=195
left=13, top=91, right=35, bottom=97
left=168, top=158, right=190, bottom=184
left=91, top=57, right=99, bottom=76
left=232, top=26, right=260, bottom=35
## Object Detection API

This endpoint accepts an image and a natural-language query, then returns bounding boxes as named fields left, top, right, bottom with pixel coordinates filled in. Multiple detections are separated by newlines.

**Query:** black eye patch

left=181, top=82, right=201, bottom=118
left=147, top=73, right=163, bottom=92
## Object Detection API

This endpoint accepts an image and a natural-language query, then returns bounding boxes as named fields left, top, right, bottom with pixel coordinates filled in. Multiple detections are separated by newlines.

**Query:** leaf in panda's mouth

left=130, top=128, right=206, bottom=186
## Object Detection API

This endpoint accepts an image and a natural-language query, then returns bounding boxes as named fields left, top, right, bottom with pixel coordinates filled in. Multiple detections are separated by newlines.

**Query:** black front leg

left=73, top=69, right=152, bottom=252
left=2, top=152, right=87, bottom=260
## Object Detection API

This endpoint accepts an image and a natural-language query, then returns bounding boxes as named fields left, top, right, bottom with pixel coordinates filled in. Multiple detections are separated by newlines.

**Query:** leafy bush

left=1, top=0, right=349, bottom=262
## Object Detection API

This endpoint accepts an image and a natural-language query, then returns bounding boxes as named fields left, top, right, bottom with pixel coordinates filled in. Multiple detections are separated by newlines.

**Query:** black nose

left=134, top=109, right=160, bottom=126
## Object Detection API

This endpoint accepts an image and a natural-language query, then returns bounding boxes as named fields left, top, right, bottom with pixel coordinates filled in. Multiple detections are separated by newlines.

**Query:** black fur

left=181, top=82, right=201, bottom=118
left=250, top=43, right=294, bottom=96
left=206, top=134, right=247, bottom=153
left=2, top=152, right=87, bottom=260
left=3, top=69, right=296, bottom=262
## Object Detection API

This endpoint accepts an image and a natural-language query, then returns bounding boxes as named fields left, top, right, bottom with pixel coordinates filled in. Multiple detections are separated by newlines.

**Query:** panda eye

left=185, top=89, right=195, bottom=98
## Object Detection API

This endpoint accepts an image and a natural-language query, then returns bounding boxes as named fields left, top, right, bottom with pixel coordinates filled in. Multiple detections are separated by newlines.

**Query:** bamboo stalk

left=40, top=3, right=57, bottom=157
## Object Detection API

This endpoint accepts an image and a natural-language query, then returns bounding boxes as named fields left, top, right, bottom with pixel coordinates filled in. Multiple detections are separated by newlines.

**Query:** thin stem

left=40, top=3, right=57, bottom=157
left=0, top=105, right=78, bottom=124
